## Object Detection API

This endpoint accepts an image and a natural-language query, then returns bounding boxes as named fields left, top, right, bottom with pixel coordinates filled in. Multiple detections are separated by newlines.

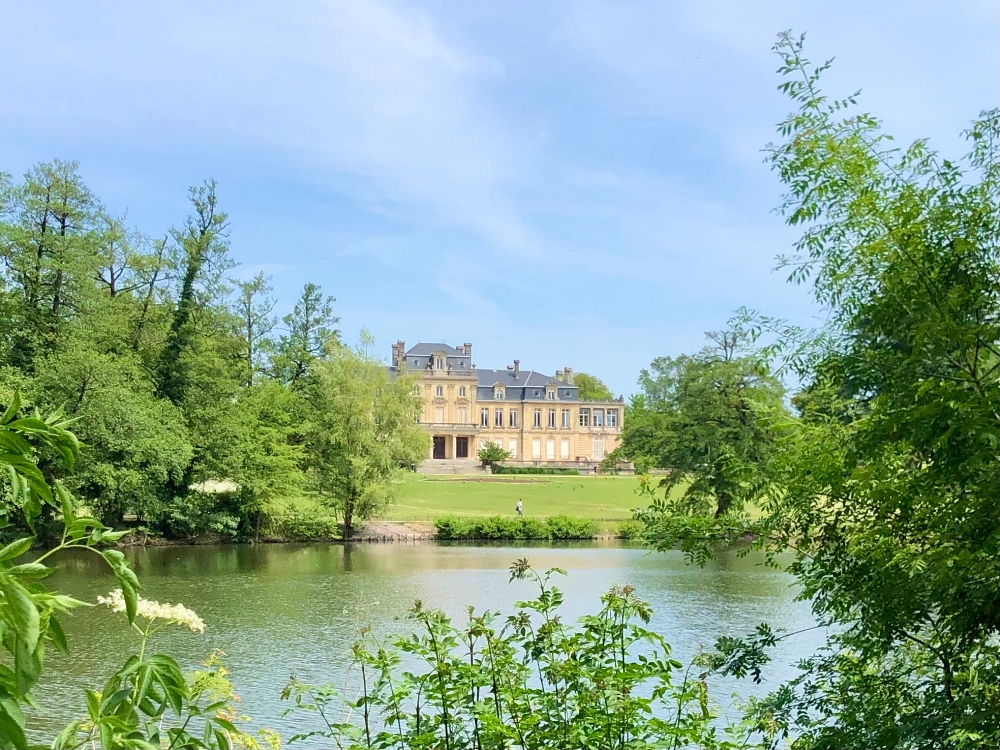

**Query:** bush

left=436, top=515, right=595, bottom=540
left=545, top=515, right=598, bottom=539
left=262, top=500, right=340, bottom=540
left=616, top=519, right=645, bottom=540
left=492, top=465, right=579, bottom=475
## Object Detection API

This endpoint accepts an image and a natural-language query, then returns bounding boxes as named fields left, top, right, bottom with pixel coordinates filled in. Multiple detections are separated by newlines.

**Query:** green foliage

left=435, top=515, right=597, bottom=540
left=573, top=371, right=615, bottom=401
left=272, top=282, right=340, bottom=387
left=475, top=440, right=508, bottom=469
left=638, top=34, right=1000, bottom=749
left=262, top=499, right=340, bottom=541
left=281, top=560, right=740, bottom=750
left=491, top=465, right=578, bottom=475
left=615, top=519, right=645, bottom=540
left=625, top=331, right=786, bottom=517
left=304, top=338, right=428, bottom=539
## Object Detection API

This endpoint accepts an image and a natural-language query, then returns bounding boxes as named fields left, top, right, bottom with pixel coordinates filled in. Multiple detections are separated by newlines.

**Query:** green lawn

left=386, top=474, right=650, bottom=525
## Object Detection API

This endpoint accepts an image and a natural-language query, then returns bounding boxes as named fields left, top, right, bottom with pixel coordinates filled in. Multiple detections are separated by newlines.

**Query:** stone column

left=451, top=434, right=457, bottom=459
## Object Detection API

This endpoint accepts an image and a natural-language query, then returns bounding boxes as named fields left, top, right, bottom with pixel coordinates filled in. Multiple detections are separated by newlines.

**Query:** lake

left=34, top=541, right=823, bottom=743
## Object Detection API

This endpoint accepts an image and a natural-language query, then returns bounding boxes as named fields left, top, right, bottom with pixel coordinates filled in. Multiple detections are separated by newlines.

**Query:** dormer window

left=494, top=386, right=505, bottom=400
left=547, top=389, right=556, bottom=400
left=435, top=357, right=444, bottom=369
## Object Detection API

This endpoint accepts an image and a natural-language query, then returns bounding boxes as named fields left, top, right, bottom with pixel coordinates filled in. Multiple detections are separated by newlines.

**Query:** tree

left=156, top=181, right=233, bottom=405
left=273, top=282, right=340, bottom=386
left=477, top=440, right=508, bottom=471
left=232, top=272, right=277, bottom=388
left=625, top=334, right=786, bottom=517
left=574, top=372, right=614, bottom=401
left=304, top=338, right=427, bottom=539
left=0, top=160, right=103, bottom=369
left=653, top=34, right=1000, bottom=749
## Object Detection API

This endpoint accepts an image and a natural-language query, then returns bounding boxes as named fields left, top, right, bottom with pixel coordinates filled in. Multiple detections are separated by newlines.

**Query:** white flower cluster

left=98, top=589, right=206, bottom=633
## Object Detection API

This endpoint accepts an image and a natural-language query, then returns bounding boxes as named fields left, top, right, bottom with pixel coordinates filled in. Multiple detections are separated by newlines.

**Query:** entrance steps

left=417, top=460, right=487, bottom=475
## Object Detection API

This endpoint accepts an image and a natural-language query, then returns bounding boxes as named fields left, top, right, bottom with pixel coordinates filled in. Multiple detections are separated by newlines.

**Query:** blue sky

left=3, top=1, right=996, bottom=394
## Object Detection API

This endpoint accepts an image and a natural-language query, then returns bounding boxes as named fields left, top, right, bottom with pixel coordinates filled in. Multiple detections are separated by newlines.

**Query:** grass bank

left=390, top=474, right=650, bottom=530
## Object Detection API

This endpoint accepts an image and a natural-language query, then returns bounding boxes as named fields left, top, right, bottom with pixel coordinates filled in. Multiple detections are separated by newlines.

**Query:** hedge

left=491, top=466, right=579, bottom=475
left=436, top=515, right=598, bottom=540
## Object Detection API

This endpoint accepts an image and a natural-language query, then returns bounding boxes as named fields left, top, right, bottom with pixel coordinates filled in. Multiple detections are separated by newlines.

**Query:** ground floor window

left=546, top=439, right=555, bottom=460
left=456, top=436, right=469, bottom=458
left=433, top=436, right=446, bottom=459
left=532, top=438, right=541, bottom=459
left=592, top=437, right=605, bottom=460
left=508, top=438, right=518, bottom=458
left=560, top=438, right=570, bottom=459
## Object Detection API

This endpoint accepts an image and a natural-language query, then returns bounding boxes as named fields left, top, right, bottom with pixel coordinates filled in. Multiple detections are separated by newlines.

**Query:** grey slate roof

left=476, top=369, right=579, bottom=401
left=406, top=343, right=464, bottom=357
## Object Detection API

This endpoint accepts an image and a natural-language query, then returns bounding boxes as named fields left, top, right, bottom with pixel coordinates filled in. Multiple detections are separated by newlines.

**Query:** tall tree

left=656, top=35, right=1000, bottom=749
left=273, top=282, right=340, bottom=386
left=304, top=337, right=427, bottom=539
left=156, top=181, right=232, bottom=405
left=232, top=272, right=277, bottom=388
left=626, top=334, right=785, bottom=517
left=0, top=160, right=102, bottom=368
left=574, top=372, right=614, bottom=401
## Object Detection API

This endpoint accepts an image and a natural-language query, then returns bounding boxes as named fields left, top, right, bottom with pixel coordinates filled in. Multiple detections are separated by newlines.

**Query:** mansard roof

left=405, top=342, right=464, bottom=357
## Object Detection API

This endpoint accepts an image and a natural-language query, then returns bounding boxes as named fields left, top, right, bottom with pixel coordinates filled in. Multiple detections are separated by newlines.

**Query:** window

left=435, top=385, right=444, bottom=397
left=607, top=409, right=618, bottom=427
left=495, top=408, right=504, bottom=427
left=533, top=409, right=542, bottom=428
left=533, top=390, right=540, bottom=397
left=434, top=407, right=444, bottom=423
left=560, top=438, right=570, bottom=460
left=481, top=408, right=489, bottom=427
left=592, top=437, right=605, bottom=460
left=508, top=438, right=518, bottom=458
left=435, top=357, right=444, bottom=369
left=494, top=387, right=504, bottom=400
left=412, top=359, right=419, bottom=366
left=459, top=386, right=467, bottom=397
left=509, top=409, right=518, bottom=427
left=579, top=408, right=591, bottom=427
left=413, top=385, right=421, bottom=395
left=546, top=439, right=555, bottom=460
left=561, top=409, right=570, bottom=428
left=593, top=409, right=604, bottom=427
left=458, top=407, right=468, bottom=423
left=531, top=438, right=541, bottom=459
left=495, top=438, right=504, bottom=451
left=547, top=409, right=556, bottom=428
left=547, top=389, right=555, bottom=400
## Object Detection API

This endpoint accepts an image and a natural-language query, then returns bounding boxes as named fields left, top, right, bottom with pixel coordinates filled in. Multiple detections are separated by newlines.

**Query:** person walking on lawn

left=516, top=499, right=523, bottom=517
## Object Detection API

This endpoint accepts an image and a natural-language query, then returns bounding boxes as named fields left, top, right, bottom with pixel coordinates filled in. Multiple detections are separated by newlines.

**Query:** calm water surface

left=35, top=541, right=822, bottom=742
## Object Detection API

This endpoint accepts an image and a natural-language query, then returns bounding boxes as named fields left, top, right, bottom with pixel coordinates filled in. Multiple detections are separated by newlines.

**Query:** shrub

left=616, top=519, right=645, bottom=540
left=545, top=515, right=598, bottom=539
left=262, top=502, right=340, bottom=540
left=492, top=465, right=579, bottom=475
left=436, top=515, right=595, bottom=540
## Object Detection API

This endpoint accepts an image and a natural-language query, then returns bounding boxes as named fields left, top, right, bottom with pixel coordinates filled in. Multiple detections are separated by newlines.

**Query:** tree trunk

left=343, top=494, right=354, bottom=541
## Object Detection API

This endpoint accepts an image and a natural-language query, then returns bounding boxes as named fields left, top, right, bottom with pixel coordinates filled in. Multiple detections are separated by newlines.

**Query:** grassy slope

left=387, top=474, right=649, bottom=526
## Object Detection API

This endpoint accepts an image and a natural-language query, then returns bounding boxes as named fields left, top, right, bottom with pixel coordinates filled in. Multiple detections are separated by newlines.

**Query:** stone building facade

left=390, top=341, right=624, bottom=470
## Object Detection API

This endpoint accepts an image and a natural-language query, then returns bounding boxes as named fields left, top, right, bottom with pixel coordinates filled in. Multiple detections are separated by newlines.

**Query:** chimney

left=464, top=342, right=472, bottom=362
left=391, top=340, right=405, bottom=367
left=564, top=367, right=574, bottom=385
left=513, top=359, right=520, bottom=378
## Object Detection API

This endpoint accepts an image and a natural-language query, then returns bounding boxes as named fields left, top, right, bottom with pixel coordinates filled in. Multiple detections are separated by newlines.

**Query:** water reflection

left=33, top=542, right=821, bottom=743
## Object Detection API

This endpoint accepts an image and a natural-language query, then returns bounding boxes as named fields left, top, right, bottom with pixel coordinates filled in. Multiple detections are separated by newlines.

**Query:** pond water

left=33, top=541, right=823, bottom=742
